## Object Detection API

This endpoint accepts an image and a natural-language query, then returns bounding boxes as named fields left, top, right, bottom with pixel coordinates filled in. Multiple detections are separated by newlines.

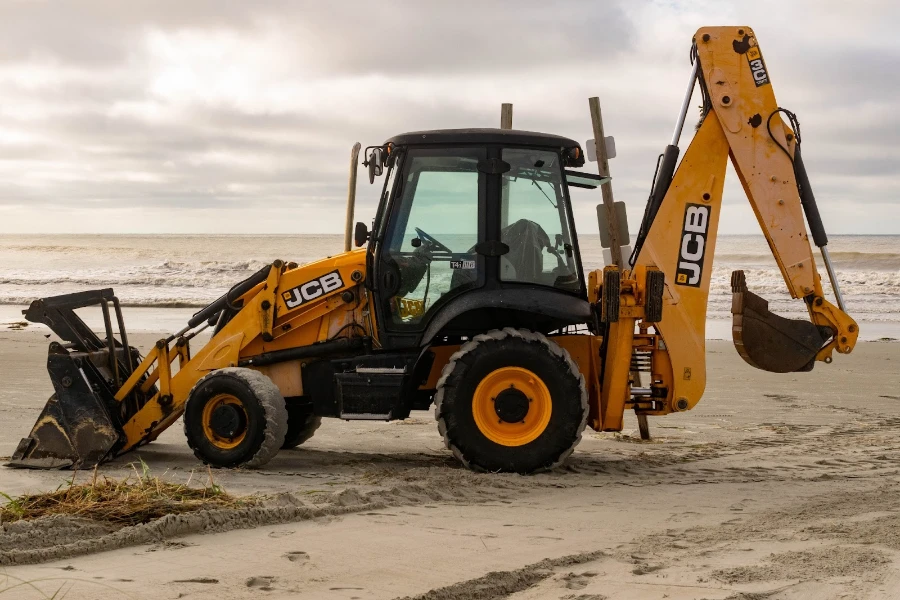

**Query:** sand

left=1, top=325, right=900, bottom=599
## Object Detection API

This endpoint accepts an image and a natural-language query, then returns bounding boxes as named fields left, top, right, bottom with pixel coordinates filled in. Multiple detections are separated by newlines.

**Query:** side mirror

left=354, top=222, right=369, bottom=247
left=367, top=148, right=384, bottom=184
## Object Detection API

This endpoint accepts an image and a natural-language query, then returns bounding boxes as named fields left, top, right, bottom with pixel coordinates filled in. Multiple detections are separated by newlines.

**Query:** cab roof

left=385, top=128, right=581, bottom=150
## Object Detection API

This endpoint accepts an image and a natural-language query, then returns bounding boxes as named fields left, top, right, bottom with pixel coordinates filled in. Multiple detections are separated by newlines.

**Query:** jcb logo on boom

left=746, top=47, right=769, bottom=87
left=282, top=270, right=345, bottom=309
left=675, top=204, right=710, bottom=287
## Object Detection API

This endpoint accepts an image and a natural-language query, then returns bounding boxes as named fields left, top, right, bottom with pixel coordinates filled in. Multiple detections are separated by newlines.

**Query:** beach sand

left=1, top=325, right=900, bottom=599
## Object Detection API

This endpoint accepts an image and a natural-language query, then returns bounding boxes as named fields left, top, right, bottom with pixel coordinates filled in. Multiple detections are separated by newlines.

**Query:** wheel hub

left=471, top=366, right=553, bottom=447
left=209, top=403, right=246, bottom=439
left=494, top=387, right=530, bottom=423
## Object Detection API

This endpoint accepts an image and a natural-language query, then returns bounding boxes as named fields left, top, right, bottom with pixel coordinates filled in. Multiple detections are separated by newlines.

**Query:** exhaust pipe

left=345, top=142, right=362, bottom=252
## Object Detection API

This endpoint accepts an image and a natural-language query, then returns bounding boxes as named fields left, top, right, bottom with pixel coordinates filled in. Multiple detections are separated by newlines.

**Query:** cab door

left=373, top=147, right=486, bottom=348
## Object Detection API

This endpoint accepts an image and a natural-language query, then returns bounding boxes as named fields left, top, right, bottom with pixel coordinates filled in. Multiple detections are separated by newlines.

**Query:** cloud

left=0, top=0, right=896, bottom=234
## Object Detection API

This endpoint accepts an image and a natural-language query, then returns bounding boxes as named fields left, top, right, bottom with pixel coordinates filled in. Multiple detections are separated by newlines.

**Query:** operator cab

left=358, top=129, right=606, bottom=350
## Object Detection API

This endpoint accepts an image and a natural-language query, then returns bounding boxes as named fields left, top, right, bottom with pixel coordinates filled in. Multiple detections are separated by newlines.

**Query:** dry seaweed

left=0, top=460, right=255, bottom=527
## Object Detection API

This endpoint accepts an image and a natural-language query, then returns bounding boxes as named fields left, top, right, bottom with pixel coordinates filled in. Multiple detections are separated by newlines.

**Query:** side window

left=500, top=149, right=579, bottom=292
left=383, top=151, right=481, bottom=326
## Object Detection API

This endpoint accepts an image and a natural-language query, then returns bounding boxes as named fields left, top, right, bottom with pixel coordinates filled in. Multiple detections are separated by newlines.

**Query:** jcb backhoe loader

left=8, top=26, right=858, bottom=474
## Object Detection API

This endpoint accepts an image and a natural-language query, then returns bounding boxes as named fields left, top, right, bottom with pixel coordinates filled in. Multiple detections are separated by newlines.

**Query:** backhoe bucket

left=730, top=271, right=828, bottom=373
left=6, top=290, right=151, bottom=470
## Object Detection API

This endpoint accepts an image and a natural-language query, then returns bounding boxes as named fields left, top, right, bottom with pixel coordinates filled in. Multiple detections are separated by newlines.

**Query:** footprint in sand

left=560, top=571, right=599, bottom=590
left=268, top=530, right=295, bottom=538
left=246, top=576, right=276, bottom=591
left=284, top=551, right=310, bottom=563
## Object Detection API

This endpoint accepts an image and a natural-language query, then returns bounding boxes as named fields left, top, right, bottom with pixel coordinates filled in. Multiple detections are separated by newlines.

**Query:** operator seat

left=501, top=219, right=551, bottom=283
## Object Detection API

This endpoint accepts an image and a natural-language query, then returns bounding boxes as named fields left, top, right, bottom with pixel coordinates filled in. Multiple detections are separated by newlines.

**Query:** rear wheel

left=281, top=403, right=322, bottom=449
left=435, top=328, right=587, bottom=473
left=183, top=367, right=288, bottom=468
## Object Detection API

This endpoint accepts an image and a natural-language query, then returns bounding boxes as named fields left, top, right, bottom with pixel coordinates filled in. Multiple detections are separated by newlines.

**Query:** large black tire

left=434, top=328, right=588, bottom=474
left=183, top=367, right=288, bottom=468
left=281, top=404, right=322, bottom=449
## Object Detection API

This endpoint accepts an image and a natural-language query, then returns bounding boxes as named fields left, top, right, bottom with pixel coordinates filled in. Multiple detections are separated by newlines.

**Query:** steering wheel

left=414, top=227, right=452, bottom=254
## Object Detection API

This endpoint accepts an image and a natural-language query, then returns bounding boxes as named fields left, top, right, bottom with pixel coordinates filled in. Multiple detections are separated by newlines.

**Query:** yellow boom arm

left=592, top=26, right=858, bottom=427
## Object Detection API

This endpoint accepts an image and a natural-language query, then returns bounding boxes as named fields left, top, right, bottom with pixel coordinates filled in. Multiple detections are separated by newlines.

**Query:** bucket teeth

left=731, top=269, right=747, bottom=293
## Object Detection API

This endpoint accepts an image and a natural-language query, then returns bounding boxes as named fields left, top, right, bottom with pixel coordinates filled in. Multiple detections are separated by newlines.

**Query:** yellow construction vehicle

left=9, top=26, right=858, bottom=474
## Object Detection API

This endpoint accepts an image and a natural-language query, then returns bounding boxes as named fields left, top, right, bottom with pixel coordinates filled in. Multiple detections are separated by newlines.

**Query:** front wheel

left=434, top=328, right=587, bottom=473
left=183, top=367, right=288, bottom=468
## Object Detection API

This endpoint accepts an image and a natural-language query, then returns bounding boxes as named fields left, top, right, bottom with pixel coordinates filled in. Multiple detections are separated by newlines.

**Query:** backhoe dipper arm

left=632, top=26, right=858, bottom=412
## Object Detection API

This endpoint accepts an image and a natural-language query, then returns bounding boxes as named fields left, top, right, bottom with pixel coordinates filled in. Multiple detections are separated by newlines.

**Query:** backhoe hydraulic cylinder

left=793, top=146, right=828, bottom=248
left=644, top=60, right=698, bottom=246
left=671, top=59, right=699, bottom=147
left=820, top=246, right=846, bottom=311
left=647, top=145, right=680, bottom=224
left=792, top=145, right=845, bottom=309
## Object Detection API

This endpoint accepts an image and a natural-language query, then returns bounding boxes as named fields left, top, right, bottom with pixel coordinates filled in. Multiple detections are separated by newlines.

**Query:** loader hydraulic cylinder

left=187, top=263, right=273, bottom=329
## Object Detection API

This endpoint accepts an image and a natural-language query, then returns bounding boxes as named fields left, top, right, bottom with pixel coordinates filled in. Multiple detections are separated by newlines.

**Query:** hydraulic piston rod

left=820, top=247, right=846, bottom=311
left=671, top=59, right=700, bottom=147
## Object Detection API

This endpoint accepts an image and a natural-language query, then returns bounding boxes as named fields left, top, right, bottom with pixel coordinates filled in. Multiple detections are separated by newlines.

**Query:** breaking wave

left=0, top=234, right=897, bottom=321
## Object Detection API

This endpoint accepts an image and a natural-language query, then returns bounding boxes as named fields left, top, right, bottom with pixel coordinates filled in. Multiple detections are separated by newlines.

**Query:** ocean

left=0, top=234, right=897, bottom=340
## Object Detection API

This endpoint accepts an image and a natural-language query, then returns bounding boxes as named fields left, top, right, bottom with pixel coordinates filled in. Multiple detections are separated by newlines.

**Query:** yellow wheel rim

left=472, top=367, right=552, bottom=447
left=201, top=393, right=249, bottom=450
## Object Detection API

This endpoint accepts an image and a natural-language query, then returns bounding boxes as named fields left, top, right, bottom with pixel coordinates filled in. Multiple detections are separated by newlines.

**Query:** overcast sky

left=0, top=0, right=896, bottom=235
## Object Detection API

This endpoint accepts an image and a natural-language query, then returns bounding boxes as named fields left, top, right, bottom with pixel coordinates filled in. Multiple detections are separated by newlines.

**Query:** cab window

left=500, top=148, right=580, bottom=292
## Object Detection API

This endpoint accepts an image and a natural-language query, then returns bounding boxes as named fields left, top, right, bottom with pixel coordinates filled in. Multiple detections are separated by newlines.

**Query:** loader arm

left=629, top=26, right=858, bottom=413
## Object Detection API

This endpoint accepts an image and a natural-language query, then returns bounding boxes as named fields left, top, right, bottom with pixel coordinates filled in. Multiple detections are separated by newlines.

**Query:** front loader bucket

left=6, top=289, right=152, bottom=470
left=8, top=344, right=121, bottom=469
left=730, top=271, right=828, bottom=373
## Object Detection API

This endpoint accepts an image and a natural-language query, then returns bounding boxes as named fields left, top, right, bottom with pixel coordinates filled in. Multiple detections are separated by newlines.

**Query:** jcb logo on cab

left=282, top=270, right=345, bottom=309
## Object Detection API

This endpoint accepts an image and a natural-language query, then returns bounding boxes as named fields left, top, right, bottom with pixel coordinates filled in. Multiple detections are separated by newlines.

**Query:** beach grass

left=0, top=459, right=255, bottom=527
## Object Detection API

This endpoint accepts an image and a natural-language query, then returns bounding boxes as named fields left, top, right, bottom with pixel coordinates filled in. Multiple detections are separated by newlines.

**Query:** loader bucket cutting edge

left=730, top=270, right=828, bottom=373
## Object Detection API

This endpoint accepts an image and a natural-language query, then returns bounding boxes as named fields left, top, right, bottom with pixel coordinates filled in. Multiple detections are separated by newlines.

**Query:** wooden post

left=589, top=97, right=622, bottom=267
left=500, top=103, right=513, bottom=130
left=589, top=97, right=650, bottom=440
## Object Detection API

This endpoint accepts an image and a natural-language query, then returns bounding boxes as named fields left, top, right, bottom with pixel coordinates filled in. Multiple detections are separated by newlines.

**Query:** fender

left=420, top=287, right=591, bottom=346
